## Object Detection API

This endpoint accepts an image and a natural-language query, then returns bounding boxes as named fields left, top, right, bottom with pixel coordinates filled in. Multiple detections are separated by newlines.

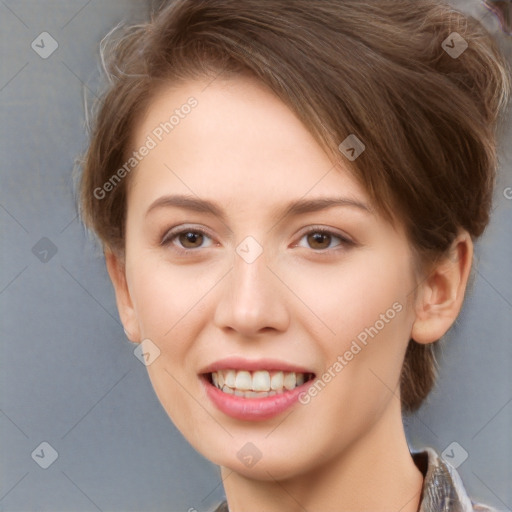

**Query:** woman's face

left=117, top=76, right=420, bottom=479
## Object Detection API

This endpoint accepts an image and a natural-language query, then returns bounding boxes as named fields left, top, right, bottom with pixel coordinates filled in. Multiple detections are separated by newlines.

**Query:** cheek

left=285, top=250, right=414, bottom=408
left=126, top=253, right=233, bottom=426
left=287, top=251, right=414, bottom=427
left=128, top=261, right=213, bottom=435
left=281, top=249, right=413, bottom=347
left=129, top=254, right=221, bottom=339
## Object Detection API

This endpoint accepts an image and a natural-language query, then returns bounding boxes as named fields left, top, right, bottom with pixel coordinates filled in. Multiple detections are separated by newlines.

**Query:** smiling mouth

left=206, top=369, right=316, bottom=398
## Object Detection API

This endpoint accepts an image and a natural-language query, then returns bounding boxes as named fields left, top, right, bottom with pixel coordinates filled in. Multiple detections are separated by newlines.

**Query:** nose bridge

left=234, top=247, right=269, bottom=306
left=213, top=241, right=289, bottom=336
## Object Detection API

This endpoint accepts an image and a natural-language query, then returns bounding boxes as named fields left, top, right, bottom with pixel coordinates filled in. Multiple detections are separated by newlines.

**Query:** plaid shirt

left=212, top=447, right=496, bottom=511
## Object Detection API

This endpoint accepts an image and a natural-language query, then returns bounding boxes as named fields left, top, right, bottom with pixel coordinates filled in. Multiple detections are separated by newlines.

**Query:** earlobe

left=104, top=250, right=141, bottom=343
left=411, top=231, right=473, bottom=345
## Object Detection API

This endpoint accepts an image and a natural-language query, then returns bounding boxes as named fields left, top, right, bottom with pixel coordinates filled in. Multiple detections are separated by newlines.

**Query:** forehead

left=128, top=76, right=370, bottom=212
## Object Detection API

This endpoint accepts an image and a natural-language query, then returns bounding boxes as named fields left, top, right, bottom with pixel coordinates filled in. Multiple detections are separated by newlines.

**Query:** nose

left=213, top=247, right=290, bottom=338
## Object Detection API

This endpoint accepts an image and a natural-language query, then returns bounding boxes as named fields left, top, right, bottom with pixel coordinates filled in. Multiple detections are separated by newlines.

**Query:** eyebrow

left=145, top=194, right=372, bottom=221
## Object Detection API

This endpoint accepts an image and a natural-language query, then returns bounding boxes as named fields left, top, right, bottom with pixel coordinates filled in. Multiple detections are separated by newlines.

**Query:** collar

left=412, top=447, right=495, bottom=512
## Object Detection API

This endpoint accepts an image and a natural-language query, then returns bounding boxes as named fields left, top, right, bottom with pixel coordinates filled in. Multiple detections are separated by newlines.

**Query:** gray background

left=0, top=1, right=510, bottom=511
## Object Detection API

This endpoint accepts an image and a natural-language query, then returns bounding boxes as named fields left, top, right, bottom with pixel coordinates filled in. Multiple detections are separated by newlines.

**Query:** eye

left=160, top=225, right=353, bottom=255
left=295, top=227, right=354, bottom=252
left=161, top=226, right=215, bottom=253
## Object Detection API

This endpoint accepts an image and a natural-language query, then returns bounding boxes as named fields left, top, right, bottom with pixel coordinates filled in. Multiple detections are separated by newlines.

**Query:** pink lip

left=199, top=356, right=313, bottom=374
left=201, top=375, right=315, bottom=421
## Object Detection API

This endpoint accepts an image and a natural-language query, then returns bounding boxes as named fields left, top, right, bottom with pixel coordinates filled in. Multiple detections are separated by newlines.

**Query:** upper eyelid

left=295, top=225, right=353, bottom=240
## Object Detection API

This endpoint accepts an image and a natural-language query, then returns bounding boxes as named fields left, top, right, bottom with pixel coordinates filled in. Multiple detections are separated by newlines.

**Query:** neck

left=220, top=400, right=424, bottom=512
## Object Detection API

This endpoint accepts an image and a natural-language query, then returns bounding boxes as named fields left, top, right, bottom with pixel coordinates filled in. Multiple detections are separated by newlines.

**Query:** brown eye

left=307, top=232, right=332, bottom=250
left=178, top=231, right=204, bottom=248
left=160, top=227, right=214, bottom=253
left=296, top=228, right=353, bottom=253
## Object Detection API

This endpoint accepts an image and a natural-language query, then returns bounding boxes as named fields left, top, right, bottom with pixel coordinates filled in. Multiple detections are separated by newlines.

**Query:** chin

left=195, top=434, right=318, bottom=481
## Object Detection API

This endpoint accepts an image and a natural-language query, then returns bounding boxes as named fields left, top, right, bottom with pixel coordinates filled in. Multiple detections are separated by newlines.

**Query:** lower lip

left=202, top=375, right=314, bottom=421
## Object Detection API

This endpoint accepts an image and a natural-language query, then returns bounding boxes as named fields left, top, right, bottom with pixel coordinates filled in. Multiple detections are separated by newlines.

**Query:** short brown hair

left=78, top=0, right=511, bottom=413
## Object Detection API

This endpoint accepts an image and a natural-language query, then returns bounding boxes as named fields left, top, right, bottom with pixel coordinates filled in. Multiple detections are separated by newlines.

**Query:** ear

left=411, top=230, right=473, bottom=344
left=105, top=250, right=141, bottom=343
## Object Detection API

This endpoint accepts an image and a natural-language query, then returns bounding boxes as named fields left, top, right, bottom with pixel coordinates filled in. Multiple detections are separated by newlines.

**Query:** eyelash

left=160, top=225, right=355, bottom=256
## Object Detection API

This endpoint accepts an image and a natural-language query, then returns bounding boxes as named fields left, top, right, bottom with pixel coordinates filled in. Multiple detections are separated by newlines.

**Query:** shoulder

left=412, top=447, right=499, bottom=512
left=212, top=501, right=229, bottom=512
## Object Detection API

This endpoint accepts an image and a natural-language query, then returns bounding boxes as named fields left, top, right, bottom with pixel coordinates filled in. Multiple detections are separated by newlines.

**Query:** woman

left=78, top=0, right=510, bottom=510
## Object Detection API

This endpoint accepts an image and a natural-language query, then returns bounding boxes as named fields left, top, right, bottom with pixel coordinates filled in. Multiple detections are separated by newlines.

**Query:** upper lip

left=199, top=356, right=314, bottom=375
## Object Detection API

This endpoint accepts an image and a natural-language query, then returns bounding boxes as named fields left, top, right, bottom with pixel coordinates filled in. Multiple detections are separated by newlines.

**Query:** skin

left=105, top=76, right=473, bottom=512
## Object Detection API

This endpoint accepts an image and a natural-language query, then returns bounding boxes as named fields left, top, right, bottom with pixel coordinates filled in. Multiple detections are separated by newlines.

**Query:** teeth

left=210, top=369, right=311, bottom=398
left=225, top=370, right=236, bottom=388
left=235, top=370, right=252, bottom=390
left=283, top=372, right=296, bottom=390
left=271, top=371, right=283, bottom=390
left=252, top=370, right=271, bottom=391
